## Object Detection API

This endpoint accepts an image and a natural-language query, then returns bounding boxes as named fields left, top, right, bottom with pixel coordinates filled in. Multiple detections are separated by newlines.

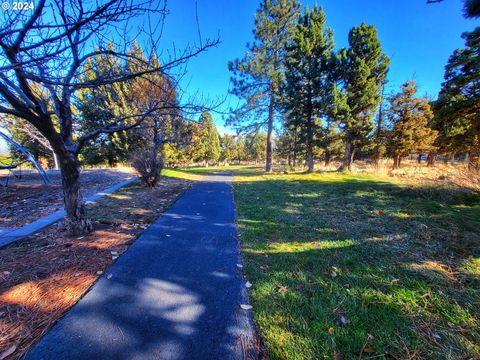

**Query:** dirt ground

left=0, top=168, right=135, bottom=228
left=0, top=175, right=192, bottom=360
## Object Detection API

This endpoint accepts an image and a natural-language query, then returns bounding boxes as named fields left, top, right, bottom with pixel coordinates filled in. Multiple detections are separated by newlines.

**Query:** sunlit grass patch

left=230, top=168, right=480, bottom=359
left=162, top=165, right=257, bottom=181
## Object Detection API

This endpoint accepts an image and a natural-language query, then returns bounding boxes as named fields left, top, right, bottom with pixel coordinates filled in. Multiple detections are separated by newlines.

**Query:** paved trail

left=25, top=173, right=258, bottom=360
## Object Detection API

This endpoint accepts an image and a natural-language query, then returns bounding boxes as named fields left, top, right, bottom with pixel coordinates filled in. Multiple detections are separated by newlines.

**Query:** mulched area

left=0, top=169, right=135, bottom=228
left=0, top=176, right=192, bottom=360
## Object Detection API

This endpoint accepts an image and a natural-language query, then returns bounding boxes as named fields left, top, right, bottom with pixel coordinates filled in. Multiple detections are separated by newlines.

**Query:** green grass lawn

left=0, top=153, right=12, bottom=165
left=165, top=166, right=480, bottom=359
left=162, top=165, right=253, bottom=180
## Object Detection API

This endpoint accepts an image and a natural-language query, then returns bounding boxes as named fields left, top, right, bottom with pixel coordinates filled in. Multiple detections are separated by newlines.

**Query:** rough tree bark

left=324, top=150, right=331, bottom=166
left=393, top=154, right=401, bottom=169
left=374, top=83, right=386, bottom=168
left=293, top=130, right=297, bottom=168
left=340, top=139, right=355, bottom=171
left=60, top=154, right=92, bottom=234
left=306, top=93, right=314, bottom=173
left=465, top=129, right=480, bottom=170
left=265, top=89, right=275, bottom=173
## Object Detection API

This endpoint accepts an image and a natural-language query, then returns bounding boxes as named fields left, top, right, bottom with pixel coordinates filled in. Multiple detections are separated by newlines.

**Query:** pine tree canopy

left=339, top=23, right=390, bottom=144
left=283, top=5, right=335, bottom=171
left=228, top=0, right=300, bottom=129
left=388, top=81, right=437, bottom=159
left=433, top=27, right=480, bottom=165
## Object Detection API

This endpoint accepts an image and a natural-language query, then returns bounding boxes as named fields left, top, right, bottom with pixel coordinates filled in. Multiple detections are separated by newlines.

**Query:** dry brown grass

left=0, top=176, right=191, bottom=360
left=311, top=159, right=480, bottom=192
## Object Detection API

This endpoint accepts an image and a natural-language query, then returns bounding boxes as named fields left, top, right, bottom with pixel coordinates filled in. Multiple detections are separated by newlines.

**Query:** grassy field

left=0, top=154, right=11, bottom=165
left=167, top=166, right=480, bottom=359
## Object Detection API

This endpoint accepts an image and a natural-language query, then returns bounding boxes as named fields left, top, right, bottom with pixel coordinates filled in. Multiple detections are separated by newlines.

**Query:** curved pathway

left=25, top=172, right=259, bottom=360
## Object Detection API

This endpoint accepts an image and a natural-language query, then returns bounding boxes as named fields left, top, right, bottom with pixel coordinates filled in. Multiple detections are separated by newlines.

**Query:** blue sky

left=0, top=0, right=476, bottom=153
left=158, top=0, right=477, bottom=134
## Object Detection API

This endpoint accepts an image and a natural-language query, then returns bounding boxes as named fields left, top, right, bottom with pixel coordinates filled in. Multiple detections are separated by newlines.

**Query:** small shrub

left=130, top=148, right=163, bottom=187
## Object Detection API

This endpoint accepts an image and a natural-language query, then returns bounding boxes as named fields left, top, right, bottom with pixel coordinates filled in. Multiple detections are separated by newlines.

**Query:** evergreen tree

left=373, top=81, right=388, bottom=166
left=275, top=125, right=302, bottom=167
left=336, top=23, right=390, bottom=170
left=283, top=5, right=335, bottom=172
left=79, top=42, right=181, bottom=175
left=318, top=118, right=344, bottom=166
left=77, top=45, right=138, bottom=165
left=235, top=136, right=248, bottom=164
left=220, top=134, right=237, bottom=164
left=387, top=81, right=437, bottom=168
left=245, top=132, right=267, bottom=163
left=228, top=0, right=300, bottom=172
left=434, top=27, right=480, bottom=169
left=464, top=0, right=480, bottom=18
left=197, top=112, right=221, bottom=165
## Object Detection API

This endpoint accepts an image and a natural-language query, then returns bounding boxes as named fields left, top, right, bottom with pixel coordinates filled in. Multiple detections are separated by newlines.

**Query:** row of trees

left=229, top=0, right=479, bottom=172
left=1, top=0, right=477, bottom=234
left=164, top=129, right=267, bottom=167
left=3, top=65, right=268, bottom=169
left=0, top=0, right=219, bottom=233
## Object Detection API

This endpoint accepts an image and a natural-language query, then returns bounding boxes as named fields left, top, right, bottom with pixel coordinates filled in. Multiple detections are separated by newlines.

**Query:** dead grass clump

left=313, top=159, right=480, bottom=192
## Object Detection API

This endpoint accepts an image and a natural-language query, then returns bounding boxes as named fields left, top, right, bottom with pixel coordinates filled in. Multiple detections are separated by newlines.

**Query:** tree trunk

left=468, top=148, right=480, bottom=171
left=340, top=140, right=355, bottom=171
left=306, top=151, right=314, bottom=172
left=53, top=151, right=60, bottom=170
left=293, top=131, right=297, bottom=169
left=306, top=134, right=314, bottom=172
left=470, top=128, right=480, bottom=170
left=427, top=152, right=435, bottom=167
left=325, top=150, right=331, bottom=166
left=306, top=90, right=314, bottom=173
left=393, top=154, right=401, bottom=169
left=374, top=82, right=386, bottom=168
left=60, top=153, right=93, bottom=235
left=265, top=88, right=275, bottom=173
left=417, top=154, right=422, bottom=164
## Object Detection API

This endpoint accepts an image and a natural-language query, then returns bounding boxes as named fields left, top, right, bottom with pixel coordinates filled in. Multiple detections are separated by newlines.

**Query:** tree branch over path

left=0, top=0, right=219, bottom=234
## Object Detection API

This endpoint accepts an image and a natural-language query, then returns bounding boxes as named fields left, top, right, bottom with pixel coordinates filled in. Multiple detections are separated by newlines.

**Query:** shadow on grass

left=165, top=166, right=265, bottom=180
left=234, top=174, right=480, bottom=359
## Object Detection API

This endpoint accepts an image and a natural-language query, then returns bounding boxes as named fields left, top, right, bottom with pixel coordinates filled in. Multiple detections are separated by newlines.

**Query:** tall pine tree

left=197, top=112, right=221, bottom=166
left=387, top=81, right=437, bottom=168
left=283, top=5, right=335, bottom=172
left=336, top=23, right=390, bottom=170
left=228, top=0, right=300, bottom=172
left=434, top=27, right=480, bottom=169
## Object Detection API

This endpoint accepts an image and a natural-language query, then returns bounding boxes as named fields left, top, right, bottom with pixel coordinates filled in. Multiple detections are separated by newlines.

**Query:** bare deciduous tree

left=1, top=115, right=59, bottom=168
left=0, top=0, right=218, bottom=234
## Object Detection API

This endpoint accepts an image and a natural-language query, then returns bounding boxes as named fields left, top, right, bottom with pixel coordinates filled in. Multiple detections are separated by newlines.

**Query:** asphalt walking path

left=25, top=172, right=259, bottom=360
